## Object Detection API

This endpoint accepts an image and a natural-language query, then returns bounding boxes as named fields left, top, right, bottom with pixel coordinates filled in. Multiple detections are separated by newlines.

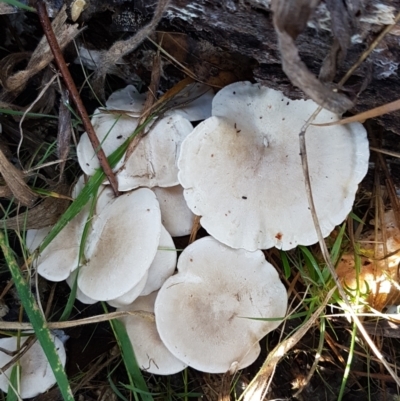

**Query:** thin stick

left=0, top=310, right=154, bottom=330
left=35, top=2, right=119, bottom=196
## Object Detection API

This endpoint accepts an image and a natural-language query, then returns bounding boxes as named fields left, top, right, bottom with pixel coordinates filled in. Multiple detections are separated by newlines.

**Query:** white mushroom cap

left=78, top=188, right=161, bottom=301
left=31, top=177, right=91, bottom=281
left=118, top=292, right=187, bottom=375
left=0, top=335, right=66, bottom=398
left=165, top=83, right=214, bottom=121
left=178, top=81, right=369, bottom=251
left=155, top=236, right=287, bottom=373
left=152, top=185, right=195, bottom=237
left=140, top=225, right=177, bottom=296
left=105, top=85, right=147, bottom=118
left=77, top=109, right=138, bottom=176
left=117, top=115, right=193, bottom=191
left=107, top=271, right=149, bottom=308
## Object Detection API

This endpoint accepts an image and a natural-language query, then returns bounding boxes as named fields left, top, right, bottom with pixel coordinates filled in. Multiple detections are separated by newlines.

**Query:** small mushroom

left=78, top=188, right=161, bottom=301
left=117, top=114, right=194, bottom=191
left=155, top=236, right=287, bottom=373
left=118, top=292, right=187, bottom=375
left=105, top=85, right=147, bottom=117
left=153, top=185, right=195, bottom=237
left=27, top=176, right=90, bottom=282
left=77, top=109, right=139, bottom=176
left=107, top=271, right=149, bottom=308
left=0, top=335, right=66, bottom=399
left=66, top=269, right=97, bottom=305
left=178, top=81, right=369, bottom=251
left=165, top=82, right=214, bottom=121
left=140, top=225, right=177, bottom=296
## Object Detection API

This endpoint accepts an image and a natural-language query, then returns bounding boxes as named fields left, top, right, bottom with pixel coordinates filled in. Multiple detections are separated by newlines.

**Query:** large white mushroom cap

left=0, top=335, right=66, bottom=398
left=118, top=292, right=187, bottom=375
left=155, top=236, right=287, bottom=373
left=78, top=188, right=161, bottom=301
left=178, top=81, right=369, bottom=251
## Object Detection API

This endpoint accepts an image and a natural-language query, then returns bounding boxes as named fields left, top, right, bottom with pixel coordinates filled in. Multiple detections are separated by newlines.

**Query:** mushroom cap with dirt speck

left=154, top=236, right=287, bottom=373
left=117, top=114, right=194, bottom=191
left=78, top=188, right=161, bottom=301
left=118, top=291, right=188, bottom=375
left=153, top=185, right=195, bottom=237
left=0, top=335, right=66, bottom=398
left=178, top=81, right=369, bottom=251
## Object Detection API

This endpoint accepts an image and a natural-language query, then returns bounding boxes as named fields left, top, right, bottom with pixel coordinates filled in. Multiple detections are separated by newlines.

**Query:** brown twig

left=35, top=2, right=119, bottom=196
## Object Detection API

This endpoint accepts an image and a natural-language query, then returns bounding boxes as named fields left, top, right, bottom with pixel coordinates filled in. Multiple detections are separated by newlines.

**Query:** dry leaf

left=1, top=185, right=70, bottom=230
left=0, top=149, right=37, bottom=207
left=271, top=0, right=354, bottom=114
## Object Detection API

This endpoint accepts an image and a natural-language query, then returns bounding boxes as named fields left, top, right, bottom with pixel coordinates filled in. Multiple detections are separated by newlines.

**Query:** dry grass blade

left=0, top=310, right=154, bottom=330
left=314, top=98, right=400, bottom=126
left=242, top=287, right=336, bottom=401
left=57, top=87, right=72, bottom=180
left=124, top=53, right=161, bottom=161
left=0, top=149, right=37, bottom=207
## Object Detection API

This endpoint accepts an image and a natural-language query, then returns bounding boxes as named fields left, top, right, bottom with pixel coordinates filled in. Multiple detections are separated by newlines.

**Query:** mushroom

left=178, top=81, right=369, bottom=251
left=77, top=109, right=139, bottom=176
left=105, top=85, right=147, bottom=117
left=140, top=225, right=177, bottom=296
left=27, top=176, right=91, bottom=282
left=117, top=114, right=194, bottom=191
left=66, top=269, right=97, bottom=305
left=0, top=335, right=66, bottom=399
left=78, top=188, right=161, bottom=301
left=152, top=185, right=195, bottom=237
left=118, top=292, right=187, bottom=375
left=155, top=236, right=287, bottom=373
left=107, top=271, right=149, bottom=308
left=164, top=82, right=214, bottom=121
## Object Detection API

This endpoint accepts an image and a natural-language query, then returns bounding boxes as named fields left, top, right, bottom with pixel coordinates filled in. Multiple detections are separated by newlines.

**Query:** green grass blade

left=104, top=303, right=153, bottom=401
left=0, top=230, right=73, bottom=401
left=0, top=0, right=35, bottom=12
left=330, top=223, right=346, bottom=266
left=0, top=108, right=56, bottom=119
left=280, top=250, right=291, bottom=279
left=6, top=365, right=19, bottom=401
left=299, top=246, right=325, bottom=285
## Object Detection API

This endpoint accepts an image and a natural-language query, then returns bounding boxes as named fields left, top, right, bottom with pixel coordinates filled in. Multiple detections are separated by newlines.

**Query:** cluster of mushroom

left=25, top=81, right=369, bottom=378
